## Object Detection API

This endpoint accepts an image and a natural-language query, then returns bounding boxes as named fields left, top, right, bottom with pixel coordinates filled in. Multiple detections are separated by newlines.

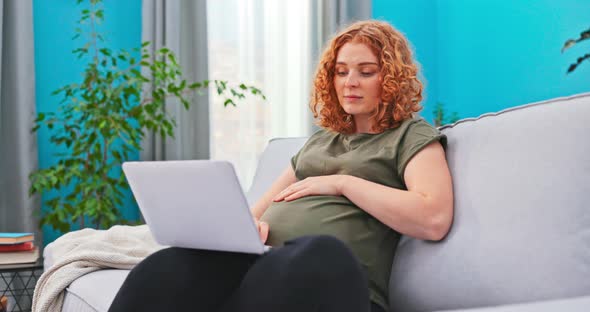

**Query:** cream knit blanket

left=32, top=225, right=164, bottom=312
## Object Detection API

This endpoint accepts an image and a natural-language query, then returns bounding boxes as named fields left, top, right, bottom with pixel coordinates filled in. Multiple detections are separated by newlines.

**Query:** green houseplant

left=29, top=0, right=265, bottom=233
left=561, top=27, right=590, bottom=73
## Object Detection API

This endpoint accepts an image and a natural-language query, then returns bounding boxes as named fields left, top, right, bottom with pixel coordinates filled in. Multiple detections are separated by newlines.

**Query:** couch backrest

left=389, top=93, right=590, bottom=311
left=246, top=137, right=307, bottom=206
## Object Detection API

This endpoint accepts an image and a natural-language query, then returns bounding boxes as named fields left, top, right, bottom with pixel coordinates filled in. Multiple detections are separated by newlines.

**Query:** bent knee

left=284, top=235, right=363, bottom=277
left=130, top=247, right=195, bottom=277
left=287, top=235, right=353, bottom=260
left=140, top=247, right=191, bottom=266
left=143, top=247, right=255, bottom=269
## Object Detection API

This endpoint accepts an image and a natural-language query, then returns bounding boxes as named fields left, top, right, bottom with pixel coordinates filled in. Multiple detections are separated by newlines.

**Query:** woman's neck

left=353, top=116, right=377, bottom=134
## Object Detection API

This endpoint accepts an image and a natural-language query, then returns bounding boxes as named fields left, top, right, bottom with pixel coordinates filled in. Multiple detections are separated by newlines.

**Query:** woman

left=109, top=20, right=453, bottom=312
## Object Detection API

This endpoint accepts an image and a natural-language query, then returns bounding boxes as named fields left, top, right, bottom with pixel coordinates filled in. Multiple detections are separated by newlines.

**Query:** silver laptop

left=122, top=160, right=270, bottom=255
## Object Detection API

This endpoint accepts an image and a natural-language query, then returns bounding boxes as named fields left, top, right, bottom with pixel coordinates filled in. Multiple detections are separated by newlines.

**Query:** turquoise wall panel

left=373, top=0, right=439, bottom=121
left=373, top=0, right=590, bottom=122
left=33, top=0, right=142, bottom=245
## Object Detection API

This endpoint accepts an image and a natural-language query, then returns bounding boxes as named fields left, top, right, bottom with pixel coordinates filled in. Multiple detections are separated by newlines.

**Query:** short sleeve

left=396, top=119, right=447, bottom=185
left=290, top=149, right=301, bottom=171
left=290, top=128, right=325, bottom=174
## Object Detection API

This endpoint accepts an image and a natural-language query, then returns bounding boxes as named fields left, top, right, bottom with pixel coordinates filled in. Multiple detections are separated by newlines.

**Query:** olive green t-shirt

left=260, top=117, right=447, bottom=310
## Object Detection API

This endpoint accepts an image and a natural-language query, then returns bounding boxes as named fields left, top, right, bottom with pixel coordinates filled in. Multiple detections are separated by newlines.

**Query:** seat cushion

left=61, top=269, right=129, bottom=312
left=389, top=92, right=590, bottom=311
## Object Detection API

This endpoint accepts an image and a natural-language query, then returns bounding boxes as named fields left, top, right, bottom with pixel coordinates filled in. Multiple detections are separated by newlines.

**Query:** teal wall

left=373, top=0, right=590, bottom=122
left=33, top=0, right=142, bottom=245
left=373, top=0, right=439, bottom=123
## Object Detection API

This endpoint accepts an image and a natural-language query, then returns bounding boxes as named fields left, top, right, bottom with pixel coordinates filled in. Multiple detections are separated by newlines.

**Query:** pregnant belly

left=260, top=195, right=378, bottom=249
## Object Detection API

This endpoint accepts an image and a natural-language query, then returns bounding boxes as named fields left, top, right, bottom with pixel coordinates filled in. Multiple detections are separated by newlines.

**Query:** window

left=207, top=0, right=313, bottom=190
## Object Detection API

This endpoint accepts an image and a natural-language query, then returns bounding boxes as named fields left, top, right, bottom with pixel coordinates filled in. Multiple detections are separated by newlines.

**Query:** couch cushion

left=434, top=295, right=590, bottom=312
left=389, top=92, right=590, bottom=311
left=61, top=269, right=129, bottom=312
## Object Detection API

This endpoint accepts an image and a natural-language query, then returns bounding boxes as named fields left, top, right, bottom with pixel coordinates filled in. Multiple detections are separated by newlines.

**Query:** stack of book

left=0, top=233, right=39, bottom=265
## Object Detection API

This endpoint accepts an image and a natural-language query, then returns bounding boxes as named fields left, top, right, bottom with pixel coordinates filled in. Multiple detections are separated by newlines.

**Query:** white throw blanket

left=32, top=225, right=164, bottom=312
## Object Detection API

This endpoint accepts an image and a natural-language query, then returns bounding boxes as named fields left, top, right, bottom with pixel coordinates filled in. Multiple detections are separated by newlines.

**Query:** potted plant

left=29, top=0, right=265, bottom=233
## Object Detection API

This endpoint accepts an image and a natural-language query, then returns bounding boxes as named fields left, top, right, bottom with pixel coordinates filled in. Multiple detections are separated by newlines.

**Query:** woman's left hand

left=273, top=175, right=347, bottom=202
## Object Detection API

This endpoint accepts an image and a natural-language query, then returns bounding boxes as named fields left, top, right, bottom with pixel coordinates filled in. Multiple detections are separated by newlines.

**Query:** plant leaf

left=561, top=39, right=577, bottom=53
left=566, top=53, right=590, bottom=74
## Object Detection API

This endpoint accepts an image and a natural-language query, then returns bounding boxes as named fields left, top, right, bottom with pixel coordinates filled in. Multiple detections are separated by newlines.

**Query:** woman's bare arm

left=339, top=141, right=454, bottom=240
left=250, top=165, right=298, bottom=219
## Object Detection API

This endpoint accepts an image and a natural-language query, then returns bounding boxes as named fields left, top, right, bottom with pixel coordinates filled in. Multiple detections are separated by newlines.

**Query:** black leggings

left=108, top=235, right=386, bottom=312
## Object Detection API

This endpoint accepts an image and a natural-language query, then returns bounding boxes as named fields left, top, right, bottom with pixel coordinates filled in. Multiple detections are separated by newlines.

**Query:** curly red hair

left=311, top=20, right=423, bottom=134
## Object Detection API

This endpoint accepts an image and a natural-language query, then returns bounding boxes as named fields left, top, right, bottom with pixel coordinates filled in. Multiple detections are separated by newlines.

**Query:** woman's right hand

left=254, top=218, right=269, bottom=243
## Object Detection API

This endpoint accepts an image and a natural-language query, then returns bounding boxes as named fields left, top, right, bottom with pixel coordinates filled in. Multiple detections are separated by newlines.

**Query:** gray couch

left=44, top=92, right=590, bottom=311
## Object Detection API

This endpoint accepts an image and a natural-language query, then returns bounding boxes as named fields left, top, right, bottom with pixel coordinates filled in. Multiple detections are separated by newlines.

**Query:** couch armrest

left=434, top=295, right=590, bottom=312
left=42, top=241, right=56, bottom=270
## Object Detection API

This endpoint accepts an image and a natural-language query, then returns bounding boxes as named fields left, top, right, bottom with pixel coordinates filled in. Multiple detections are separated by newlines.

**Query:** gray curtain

left=311, top=0, right=372, bottom=69
left=0, top=0, right=40, bottom=241
left=141, top=0, right=210, bottom=161
left=0, top=1, right=39, bottom=309
left=308, top=0, right=372, bottom=132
